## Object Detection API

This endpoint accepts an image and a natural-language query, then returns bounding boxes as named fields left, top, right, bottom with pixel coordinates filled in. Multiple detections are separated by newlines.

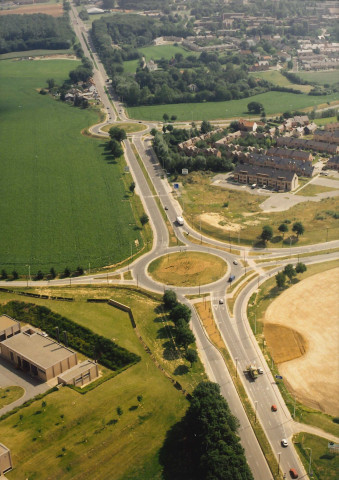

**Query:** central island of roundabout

left=148, top=251, right=227, bottom=287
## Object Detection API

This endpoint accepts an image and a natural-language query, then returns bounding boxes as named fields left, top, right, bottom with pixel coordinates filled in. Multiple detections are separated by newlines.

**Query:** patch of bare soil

left=264, top=268, right=339, bottom=416
left=199, top=212, right=242, bottom=232
left=0, top=4, right=63, bottom=16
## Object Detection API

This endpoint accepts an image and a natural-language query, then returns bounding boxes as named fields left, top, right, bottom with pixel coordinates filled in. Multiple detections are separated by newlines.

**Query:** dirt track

left=0, top=4, right=63, bottom=16
left=265, top=268, right=339, bottom=416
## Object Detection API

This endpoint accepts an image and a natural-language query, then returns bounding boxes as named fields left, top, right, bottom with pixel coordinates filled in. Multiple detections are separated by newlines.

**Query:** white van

left=176, top=216, right=184, bottom=226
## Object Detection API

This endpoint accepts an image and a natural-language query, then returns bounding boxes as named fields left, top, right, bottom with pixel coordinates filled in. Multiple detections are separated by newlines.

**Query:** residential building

left=0, top=315, right=21, bottom=342
left=233, top=164, right=298, bottom=191
left=313, top=129, right=339, bottom=145
left=325, top=122, right=339, bottom=131
left=244, top=151, right=314, bottom=177
left=276, top=136, right=339, bottom=154
left=238, top=119, right=258, bottom=132
left=327, top=155, right=339, bottom=171
left=0, top=328, right=78, bottom=382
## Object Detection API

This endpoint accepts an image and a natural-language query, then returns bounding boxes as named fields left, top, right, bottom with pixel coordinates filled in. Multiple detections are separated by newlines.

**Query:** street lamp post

left=254, top=401, right=258, bottom=423
left=235, top=358, right=238, bottom=378
left=26, top=265, right=31, bottom=286
left=293, top=395, right=296, bottom=419
left=278, top=452, right=281, bottom=474
left=305, top=447, right=312, bottom=474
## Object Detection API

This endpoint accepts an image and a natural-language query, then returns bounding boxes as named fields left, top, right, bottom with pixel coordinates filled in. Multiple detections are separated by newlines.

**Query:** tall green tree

left=109, top=126, right=127, bottom=142
left=278, top=223, right=288, bottom=238
left=260, top=225, right=273, bottom=243
left=292, top=221, right=305, bottom=238
left=163, top=290, right=177, bottom=309
left=283, top=264, right=296, bottom=282
left=275, top=271, right=286, bottom=289
left=170, top=303, right=191, bottom=323
left=295, top=262, right=307, bottom=274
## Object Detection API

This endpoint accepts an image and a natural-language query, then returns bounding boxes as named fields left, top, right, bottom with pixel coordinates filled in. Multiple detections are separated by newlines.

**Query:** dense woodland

left=160, top=381, right=254, bottom=480
left=0, top=14, right=74, bottom=54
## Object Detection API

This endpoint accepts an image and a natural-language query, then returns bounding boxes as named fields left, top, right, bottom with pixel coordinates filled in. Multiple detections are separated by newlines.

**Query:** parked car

left=281, top=438, right=288, bottom=447
left=289, top=468, right=298, bottom=478
left=258, top=367, right=263, bottom=374
left=219, top=299, right=224, bottom=304
left=271, top=404, right=277, bottom=412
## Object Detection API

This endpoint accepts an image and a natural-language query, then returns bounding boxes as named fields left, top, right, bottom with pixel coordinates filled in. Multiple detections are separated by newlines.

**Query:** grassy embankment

left=297, top=70, right=339, bottom=86
left=247, top=260, right=339, bottom=436
left=293, top=432, right=339, bottom=480
left=0, top=59, right=150, bottom=274
left=128, top=91, right=339, bottom=121
left=0, top=287, right=207, bottom=479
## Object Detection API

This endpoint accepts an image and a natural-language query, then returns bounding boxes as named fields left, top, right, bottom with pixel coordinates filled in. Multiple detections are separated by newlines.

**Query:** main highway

left=5, top=6, right=339, bottom=479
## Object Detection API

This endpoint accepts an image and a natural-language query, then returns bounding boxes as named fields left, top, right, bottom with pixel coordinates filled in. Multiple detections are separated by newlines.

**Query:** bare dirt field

left=0, top=4, right=63, bottom=16
left=199, top=212, right=242, bottom=232
left=264, top=268, right=339, bottom=416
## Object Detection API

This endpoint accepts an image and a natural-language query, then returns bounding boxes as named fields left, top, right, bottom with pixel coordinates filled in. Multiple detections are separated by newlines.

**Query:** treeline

left=160, top=381, right=254, bottom=480
left=118, top=0, right=167, bottom=9
left=153, top=125, right=234, bottom=174
left=0, top=301, right=141, bottom=371
left=0, top=14, right=74, bottom=54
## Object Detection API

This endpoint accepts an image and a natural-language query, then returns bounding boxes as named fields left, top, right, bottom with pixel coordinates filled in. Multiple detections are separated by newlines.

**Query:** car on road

left=233, top=260, right=238, bottom=265
left=271, top=404, right=277, bottom=412
left=219, top=299, right=224, bottom=304
left=281, top=438, right=288, bottom=447
left=289, top=468, right=298, bottom=478
left=258, top=367, right=263, bottom=374
left=164, top=206, right=168, bottom=210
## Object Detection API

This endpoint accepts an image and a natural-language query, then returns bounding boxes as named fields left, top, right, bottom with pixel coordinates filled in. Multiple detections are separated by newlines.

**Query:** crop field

left=123, top=44, right=195, bottom=74
left=250, top=70, right=312, bottom=93
left=0, top=287, right=206, bottom=479
left=297, top=70, right=339, bottom=86
left=264, top=268, right=339, bottom=416
left=0, top=2, right=63, bottom=16
left=127, top=91, right=339, bottom=121
left=0, top=60, right=143, bottom=274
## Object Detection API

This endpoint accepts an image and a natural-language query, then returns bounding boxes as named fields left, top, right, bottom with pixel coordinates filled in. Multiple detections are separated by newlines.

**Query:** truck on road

left=246, top=364, right=259, bottom=380
left=176, top=216, right=184, bottom=226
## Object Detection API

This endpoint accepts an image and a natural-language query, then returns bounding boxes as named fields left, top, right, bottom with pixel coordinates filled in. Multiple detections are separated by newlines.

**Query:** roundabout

left=147, top=251, right=227, bottom=287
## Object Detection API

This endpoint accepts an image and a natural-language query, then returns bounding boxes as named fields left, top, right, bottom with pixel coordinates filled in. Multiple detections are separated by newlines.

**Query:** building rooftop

left=0, top=315, right=19, bottom=331
left=1, top=329, right=76, bottom=369
left=234, top=164, right=296, bottom=181
left=57, top=360, right=96, bottom=383
left=0, top=443, right=10, bottom=455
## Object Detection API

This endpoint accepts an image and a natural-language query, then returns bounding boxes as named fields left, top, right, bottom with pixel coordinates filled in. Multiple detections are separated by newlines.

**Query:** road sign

left=275, top=375, right=283, bottom=379
left=124, top=166, right=129, bottom=172
left=174, top=183, right=179, bottom=189
left=182, top=168, right=188, bottom=175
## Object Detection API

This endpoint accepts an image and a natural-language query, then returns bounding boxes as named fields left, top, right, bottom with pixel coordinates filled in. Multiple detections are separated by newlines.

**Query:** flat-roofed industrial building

left=58, top=359, right=99, bottom=387
left=0, top=314, right=21, bottom=342
left=0, top=443, right=13, bottom=475
left=0, top=328, right=77, bottom=381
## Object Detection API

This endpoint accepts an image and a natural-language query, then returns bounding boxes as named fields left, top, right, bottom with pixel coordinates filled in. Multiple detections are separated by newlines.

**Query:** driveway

left=0, top=358, right=49, bottom=416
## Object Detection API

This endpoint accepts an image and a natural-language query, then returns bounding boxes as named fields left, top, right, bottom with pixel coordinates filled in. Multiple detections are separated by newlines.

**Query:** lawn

left=294, top=433, right=339, bottom=480
left=297, top=70, right=339, bottom=86
left=0, top=286, right=206, bottom=479
left=101, top=122, right=147, bottom=133
left=0, top=386, right=24, bottom=409
left=314, top=116, right=338, bottom=126
left=0, top=59, right=144, bottom=274
left=179, top=172, right=339, bottom=247
left=296, top=184, right=338, bottom=196
left=0, top=50, right=74, bottom=60
left=250, top=70, right=312, bottom=93
left=123, top=44, right=195, bottom=74
left=127, top=91, right=339, bottom=121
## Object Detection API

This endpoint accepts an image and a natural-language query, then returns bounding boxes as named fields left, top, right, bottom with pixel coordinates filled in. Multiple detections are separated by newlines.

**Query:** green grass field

left=0, top=287, right=206, bottom=479
left=250, top=70, right=312, bottom=93
left=0, top=50, right=74, bottom=60
left=0, top=59, right=144, bottom=274
left=297, top=70, right=339, bottom=86
left=123, top=44, right=196, bottom=74
left=294, top=433, right=339, bottom=480
left=314, top=116, right=338, bottom=126
left=127, top=91, right=339, bottom=121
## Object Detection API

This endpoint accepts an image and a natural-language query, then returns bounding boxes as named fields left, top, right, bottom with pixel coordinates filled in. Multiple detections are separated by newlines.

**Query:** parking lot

left=0, top=358, right=49, bottom=416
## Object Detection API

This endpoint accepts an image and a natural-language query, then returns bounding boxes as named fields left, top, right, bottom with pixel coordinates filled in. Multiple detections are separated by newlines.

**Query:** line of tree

left=0, top=301, right=141, bottom=371
left=0, top=266, right=85, bottom=281
left=159, top=381, right=254, bottom=480
left=275, top=262, right=307, bottom=288
left=163, top=290, right=197, bottom=362
left=0, top=13, right=74, bottom=54
left=260, top=221, right=305, bottom=244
